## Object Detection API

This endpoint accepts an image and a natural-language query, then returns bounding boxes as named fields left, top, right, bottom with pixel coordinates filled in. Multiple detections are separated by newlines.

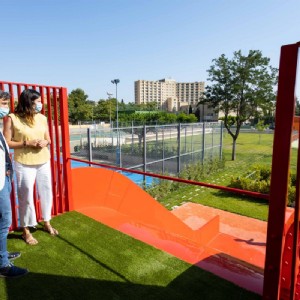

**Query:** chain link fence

left=70, top=122, right=223, bottom=176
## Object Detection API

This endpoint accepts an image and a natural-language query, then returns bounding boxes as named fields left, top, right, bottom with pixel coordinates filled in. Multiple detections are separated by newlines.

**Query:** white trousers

left=15, top=161, right=53, bottom=227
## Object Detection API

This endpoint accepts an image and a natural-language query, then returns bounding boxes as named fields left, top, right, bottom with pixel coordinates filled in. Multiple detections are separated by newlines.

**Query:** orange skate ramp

left=71, top=167, right=266, bottom=294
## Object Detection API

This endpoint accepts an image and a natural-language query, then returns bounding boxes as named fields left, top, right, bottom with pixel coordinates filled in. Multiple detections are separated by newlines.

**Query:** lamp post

left=111, top=79, right=120, bottom=129
left=111, top=79, right=121, bottom=166
left=107, top=92, right=113, bottom=127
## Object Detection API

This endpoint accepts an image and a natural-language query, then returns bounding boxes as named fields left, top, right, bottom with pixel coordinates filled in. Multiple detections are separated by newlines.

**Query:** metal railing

left=71, top=122, right=223, bottom=175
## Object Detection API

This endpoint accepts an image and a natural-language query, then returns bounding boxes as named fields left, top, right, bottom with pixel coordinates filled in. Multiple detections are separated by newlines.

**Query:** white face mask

left=0, top=107, right=9, bottom=118
left=35, top=102, right=43, bottom=113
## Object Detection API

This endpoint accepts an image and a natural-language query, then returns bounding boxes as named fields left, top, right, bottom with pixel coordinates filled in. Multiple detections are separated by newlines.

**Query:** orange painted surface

left=70, top=167, right=293, bottom=295
left=293, top=116, right=300, bottom=132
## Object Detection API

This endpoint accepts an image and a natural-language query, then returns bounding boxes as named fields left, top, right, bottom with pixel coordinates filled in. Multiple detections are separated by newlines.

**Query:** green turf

left=0, top=212, right=260, bottom=300
left=158, top=132, right=297, bottom=221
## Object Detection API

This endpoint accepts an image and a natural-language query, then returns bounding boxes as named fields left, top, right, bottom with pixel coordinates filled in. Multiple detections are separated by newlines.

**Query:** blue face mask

left=0, top=107, right=9, bottom=118
left=35, top=102, right=43, bottom=113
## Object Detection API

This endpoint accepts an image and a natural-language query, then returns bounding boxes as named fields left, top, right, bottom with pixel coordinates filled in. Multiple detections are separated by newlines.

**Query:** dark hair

left=0, top=90, right=11, bottom=100
left=15, top=89, right=41, bottom=125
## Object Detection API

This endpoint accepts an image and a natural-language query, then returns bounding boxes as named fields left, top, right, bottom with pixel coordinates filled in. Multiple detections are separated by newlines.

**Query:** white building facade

left=135, top=78, right=205, bottom=111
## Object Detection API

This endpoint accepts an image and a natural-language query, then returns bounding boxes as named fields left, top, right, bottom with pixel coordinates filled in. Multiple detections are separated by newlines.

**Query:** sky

left=1, top=0, right=300, bottom=102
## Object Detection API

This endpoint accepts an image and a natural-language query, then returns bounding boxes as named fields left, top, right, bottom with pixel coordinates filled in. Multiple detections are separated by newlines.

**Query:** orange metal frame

left=1, top=40, right=300, bottom=299
left=263, top=42, right=300, bottom=300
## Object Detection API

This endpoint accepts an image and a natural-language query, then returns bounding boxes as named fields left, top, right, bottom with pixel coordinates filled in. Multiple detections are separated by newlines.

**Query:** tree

left=201, top=50, right=277, bottom=160
left=255, top=119, right=268, bottom=144
left=68, top=89, right=92, bottom=124
left=94, top=98, right=116, bottom=122
left=295, top=97, right=300, bottom=116
left=194, top=107, right=200, bottom=122
left=177, top=112, right=198, bottom=123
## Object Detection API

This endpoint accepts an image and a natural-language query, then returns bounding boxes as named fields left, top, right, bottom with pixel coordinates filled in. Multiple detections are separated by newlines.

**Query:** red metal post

left=46, top=87, right=57, bottom=217
left=8, top=84, right=14, bottom=111
left=39, top=86, right=45, bottom=115
left=263, top=42, right=299, bottom=300
left=17, top=84, right=21, bottom=98
left=59, top=87, right=73, bottom=211
left=52, top=88, right=62, bottom=214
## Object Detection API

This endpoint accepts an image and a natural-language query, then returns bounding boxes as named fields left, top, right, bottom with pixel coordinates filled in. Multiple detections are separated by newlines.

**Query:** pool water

left=71, top=160, right=154, bottom=187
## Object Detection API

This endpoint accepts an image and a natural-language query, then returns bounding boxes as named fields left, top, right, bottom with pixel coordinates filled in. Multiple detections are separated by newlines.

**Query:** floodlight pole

left=111, top=79, right=121, bottom=166
left=107, top=92, right=113, bottom=127
left=111, top=79, right=120, bottom=129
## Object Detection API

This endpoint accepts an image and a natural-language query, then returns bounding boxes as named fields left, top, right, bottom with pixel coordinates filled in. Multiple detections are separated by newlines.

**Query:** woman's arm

left=44, top=126, right=51, bottom=145
left=37, top=120, right=51, bottom=148
left=3, top=116, right=39, bottom=149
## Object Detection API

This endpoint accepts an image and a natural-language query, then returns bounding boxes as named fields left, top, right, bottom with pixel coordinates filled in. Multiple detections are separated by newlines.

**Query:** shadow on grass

left=210, top=190, right=269, bottom=206
left=4, top=212, right=262, bottom=300
left=4, top=265, right=260, bottom=300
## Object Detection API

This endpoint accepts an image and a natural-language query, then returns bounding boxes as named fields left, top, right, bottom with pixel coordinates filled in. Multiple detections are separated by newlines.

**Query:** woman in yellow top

left=4, top=89, right=58, bottom=245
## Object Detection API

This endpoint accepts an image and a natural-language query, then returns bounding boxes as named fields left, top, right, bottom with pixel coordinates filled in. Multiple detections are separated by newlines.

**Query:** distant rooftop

left=158, top=78, right=176, bottom=82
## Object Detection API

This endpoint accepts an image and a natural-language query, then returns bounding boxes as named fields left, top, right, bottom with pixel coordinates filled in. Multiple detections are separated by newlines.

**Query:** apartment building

left=134, top=78, right=205, bottom=112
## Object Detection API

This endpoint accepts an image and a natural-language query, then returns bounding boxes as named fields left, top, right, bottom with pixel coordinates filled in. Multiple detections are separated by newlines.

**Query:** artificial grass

left=157, top=132, right=291, bottom=221
left=0, top=211, right=260, bottom=300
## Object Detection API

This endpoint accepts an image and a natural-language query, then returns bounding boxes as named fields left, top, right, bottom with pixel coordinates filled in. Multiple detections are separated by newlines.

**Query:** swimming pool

left=71, top=160, right=154, bottom=187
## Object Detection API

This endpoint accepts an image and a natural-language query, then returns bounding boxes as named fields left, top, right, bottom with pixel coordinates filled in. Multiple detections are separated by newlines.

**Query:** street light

left=111, top=79, right=120, bottom=128
left=111, top=79, right=121, bottom=166
left=107, top=92, right=113, bottom=127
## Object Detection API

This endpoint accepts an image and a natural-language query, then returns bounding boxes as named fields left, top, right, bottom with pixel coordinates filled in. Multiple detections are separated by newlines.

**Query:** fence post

left=156, top=125, right=158, bottom=154
left=211, top=123, right=214, bottom=159
left=94, top=123, right=97, bottom=146
left=202, top=122, right=206, bottom=163
left=119, top=129, right=122, bottom=168
left=177, top=123, right=181, bottom=174
left=184, top=126, right=187, bottom=153
left=220, top=122, right=223, bottom=160
left=143, top=125, right=147, bottom=183
left=131, top=120, right=134, bottom=154
left=87, top=128, right=92, bottom=166
left=162, top=126, right=165, bottom=174
left=191, top=124, right=194, bottom=162
left=80, top=122, right=83, bottom=148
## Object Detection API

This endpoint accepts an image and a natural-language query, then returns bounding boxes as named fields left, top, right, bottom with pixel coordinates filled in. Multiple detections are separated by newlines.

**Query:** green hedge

left=229, top=164, right=295, bottom=206
left=146, top=157, right=226, bottom=200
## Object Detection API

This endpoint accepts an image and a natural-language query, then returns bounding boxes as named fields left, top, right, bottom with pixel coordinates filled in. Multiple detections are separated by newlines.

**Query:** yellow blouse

left=9, top=113, right=50, bottom=165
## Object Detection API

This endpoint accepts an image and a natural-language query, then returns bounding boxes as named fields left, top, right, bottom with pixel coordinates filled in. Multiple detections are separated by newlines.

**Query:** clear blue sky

left=2, top=0, right=300, bottom=102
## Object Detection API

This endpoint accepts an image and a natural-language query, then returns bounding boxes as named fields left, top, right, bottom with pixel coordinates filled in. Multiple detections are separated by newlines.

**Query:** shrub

left=146, top=157, right=226, bottom=201
left=229, top=164, right=295, bottom=206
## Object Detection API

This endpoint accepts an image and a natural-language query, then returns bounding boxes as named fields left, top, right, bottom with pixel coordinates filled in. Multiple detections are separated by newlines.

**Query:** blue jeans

left=0, top=176, right=12, bottom=268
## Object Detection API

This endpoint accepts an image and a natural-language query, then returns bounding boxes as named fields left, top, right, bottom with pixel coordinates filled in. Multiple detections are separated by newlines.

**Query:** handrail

left=70, top=157, right=270, bottom=200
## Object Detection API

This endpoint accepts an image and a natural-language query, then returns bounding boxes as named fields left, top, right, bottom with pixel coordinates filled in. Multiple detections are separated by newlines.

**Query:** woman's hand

left=26, top=139, right=38, bottom=148
left=25, top=139, right=49, bottom=148
left=36, top=139, right=49, bottom=148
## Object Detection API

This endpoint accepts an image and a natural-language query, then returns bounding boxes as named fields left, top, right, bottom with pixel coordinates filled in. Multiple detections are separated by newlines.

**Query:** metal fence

left=71, top=122, right=223, bottom=175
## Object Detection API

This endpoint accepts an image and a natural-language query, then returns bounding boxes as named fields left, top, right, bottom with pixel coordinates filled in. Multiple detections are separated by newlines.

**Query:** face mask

left=0, top=107, right=9, bottom=118
left=35, top=102, right=43, bottom=113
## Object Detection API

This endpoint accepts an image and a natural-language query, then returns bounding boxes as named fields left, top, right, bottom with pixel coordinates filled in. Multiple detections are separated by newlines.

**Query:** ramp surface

left=71, top=167, right=267, bottom=294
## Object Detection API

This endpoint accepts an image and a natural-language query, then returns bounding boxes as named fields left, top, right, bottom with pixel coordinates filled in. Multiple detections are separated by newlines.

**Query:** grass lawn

left=1, top=131, right=293, bottom=299
left=157, top=132, right=297, bottom=221
left=1, top=212, right=260, bottom=300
